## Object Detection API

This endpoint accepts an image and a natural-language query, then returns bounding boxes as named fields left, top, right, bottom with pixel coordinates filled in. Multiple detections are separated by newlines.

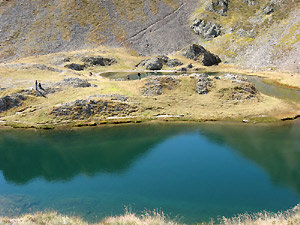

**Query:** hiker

left=35, top=80, right=38, bottom=90
left=38, top=82, right=45, bottom=91
left=89, top=72, right=93, bottom=76
left=127, top=75, right=130, bottom=80
left=138, top=72, right=141, bottom=80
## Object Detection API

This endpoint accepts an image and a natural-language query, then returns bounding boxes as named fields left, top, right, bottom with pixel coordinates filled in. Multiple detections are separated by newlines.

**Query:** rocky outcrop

left=263, top=3, right=275, bottom=15
left=145, top=57, right=164, bottom=70
left=64, top=63, right=86, bottom=71
left=206, top=0, right=229, bottom=16
left=142, top=76, right=179, bottom=96
left=219, top=74, right=259, bottom=101
left=0, top=94, right=26, bottom=113
left=82, top=56, right=117, bottom=66
left=137, top=56, right=183, bottom=70
left=195, top=75, right=213, bottom=94
left=191, top=19, right=221, bottom=39
left=166, top=59, right=184, bottom=68
left=51, top=98, right=138, bottom=120
left=55, top=78, right=93, bottom=88
left=182, top=44, right=221, bottom=66
left=243, top=0, right=255, bottom=6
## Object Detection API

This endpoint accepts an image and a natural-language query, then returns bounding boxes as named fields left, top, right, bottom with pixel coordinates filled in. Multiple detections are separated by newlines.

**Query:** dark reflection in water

left=0, top=121, right=299, bottom=223
left=0, top=125, right=187, bottom=184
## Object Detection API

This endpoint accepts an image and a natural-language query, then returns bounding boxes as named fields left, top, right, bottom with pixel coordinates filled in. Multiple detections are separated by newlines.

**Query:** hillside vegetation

left=0, top=0, right=299, bottom=72
left=0, top=204, right=299, bottom=225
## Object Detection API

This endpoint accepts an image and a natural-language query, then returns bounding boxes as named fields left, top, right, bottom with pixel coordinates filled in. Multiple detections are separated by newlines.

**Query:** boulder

left=82, top=56, right=117, bottom=66
left=137, top=56, right=183, bottom=70
left=56, top=78, right=93, bottom=88
left=64, top=63, right=86, bottom=71
left=202, top=52, right=222, bottom=66
left=206, top=0, right=229, bottom=16
left=263, top=3, right=275, bottom=15
left=145, top=57, right=163, bottom=70
left=195, top=75, right=212, bottom=94
left=166, top=59, right=183, bottom=67
left=182, top=44, right=221, bottom=66
left=191, top=19, right=221, bottom=39
left=0, top=94, right=26, bottom=113
left=142, top=76, right=179, bottom=96
left=243, top=0, right=255, bottom=6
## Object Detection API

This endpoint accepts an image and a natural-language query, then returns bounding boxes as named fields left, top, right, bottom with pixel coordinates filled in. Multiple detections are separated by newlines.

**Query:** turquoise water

left=0, top=121, right=300, bottom=224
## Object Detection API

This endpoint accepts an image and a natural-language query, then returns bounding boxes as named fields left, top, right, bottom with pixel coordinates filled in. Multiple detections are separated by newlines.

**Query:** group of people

left=35, top=80, right=45, bottom=92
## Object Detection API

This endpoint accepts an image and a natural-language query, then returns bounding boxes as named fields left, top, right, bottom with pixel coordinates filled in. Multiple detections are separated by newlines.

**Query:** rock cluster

left=182, top=44, right=221, bottom=66
left=64, top=63, right=86, bottom=71
left=51, top=98, right=138, bottom=120
left=55, top=78, right=93, bottom=88
left=206, top=0, right=229, bottom=16
left=243, top=0, right=255, bottom=6
left=218, top=74, right=259, bottom=101
left=142, top=76, right=179, bottom=96
left=137, top=56, right=183, bottom=70
left=195, top=75, right=213, bottom=94
left=191, top=19, right=221, bottom=39
left=82, top=56, right=117, bottom=66
left=64, top=56, right=117, bottom=71
left=263, top=3, right=275, bottom=15
left=0, top=94, right=26, bottom=113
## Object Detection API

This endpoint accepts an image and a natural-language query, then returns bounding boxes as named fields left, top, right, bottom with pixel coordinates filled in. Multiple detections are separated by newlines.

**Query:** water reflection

left=0, top=122, right=299, bottom=222
left=0, top=122, right=299, bottom=194
left=0, top=125, right=187, bottom=184
left=200, top=121, right=300, bottom=194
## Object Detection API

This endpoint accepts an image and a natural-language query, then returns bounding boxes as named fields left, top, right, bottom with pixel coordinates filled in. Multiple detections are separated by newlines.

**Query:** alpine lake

left=0, top=72, right=300, bottom=224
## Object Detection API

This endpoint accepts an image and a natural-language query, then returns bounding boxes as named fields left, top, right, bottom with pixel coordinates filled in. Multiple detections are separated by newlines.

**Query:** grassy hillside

left=0, top=0, right=198, bottom=61
left=191, top=0, right=300, bottom=72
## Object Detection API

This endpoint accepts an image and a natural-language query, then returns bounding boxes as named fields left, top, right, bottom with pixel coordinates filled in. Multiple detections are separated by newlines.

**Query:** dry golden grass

left=1, top=45, right=300, bottom=127
left=0, top=205, right=299, bottom=225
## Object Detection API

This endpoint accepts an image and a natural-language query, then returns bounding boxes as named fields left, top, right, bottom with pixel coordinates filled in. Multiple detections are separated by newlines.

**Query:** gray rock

left=195, top=75, right=212, bottom=94
left=202, top=52, right=222, bottom=66
left=137, top=56, right=183, bottom=69
left=182, top=44, right=207, bottom=61
left=220, top=74, right=247, bottom=82
left=243, top=0, right=255, bottom=6
left=0, top=94, right=26, bottom=113
left=145, top=57, right=163, bottom=70
left=166, top=59, right=183, bottom=67
left=82, top=56, right=117, bottom=66
left=51, top=98, right=138, bottom=120
left=56, top=78, right=92, bottom=88
left=182, top=44, right=221, bottom=66
left=206, top=0, right=229, bottom=16
left=187, top=63, right=193, bottom=68
left=142, top=76, right=179, bottom=96
left=64, top=63, right=86, bottom=71
left=263, top=3, right=275, bottom=14
left=191, top=19, right=221, bottom=39
left=178, top=67, right=187, bottom=72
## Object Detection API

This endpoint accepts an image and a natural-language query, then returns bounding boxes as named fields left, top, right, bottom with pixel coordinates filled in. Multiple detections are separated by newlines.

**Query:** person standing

left=35, top=80, right=38, bottom=90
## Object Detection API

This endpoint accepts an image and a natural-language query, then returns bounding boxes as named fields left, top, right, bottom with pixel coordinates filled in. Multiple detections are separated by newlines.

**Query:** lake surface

left=0, top=121, right=300, bottom=224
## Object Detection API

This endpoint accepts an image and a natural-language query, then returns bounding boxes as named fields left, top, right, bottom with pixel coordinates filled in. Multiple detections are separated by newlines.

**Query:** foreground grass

left=0, top=205, right=299, bottom=225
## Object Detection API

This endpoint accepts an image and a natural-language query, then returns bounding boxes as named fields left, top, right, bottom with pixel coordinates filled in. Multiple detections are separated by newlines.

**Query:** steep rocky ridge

left=0, top=0, right=199, bottom=61
left=0, top=0, right=299, bottom=73
left=192, top=0, right=300, bottom=72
